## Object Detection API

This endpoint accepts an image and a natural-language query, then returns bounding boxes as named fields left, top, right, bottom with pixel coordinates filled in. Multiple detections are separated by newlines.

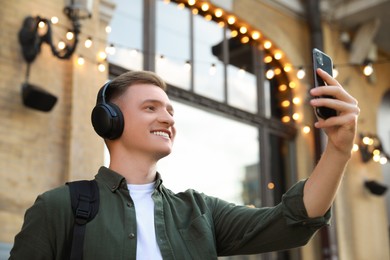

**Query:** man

left=10, top=69, right=359, bottom=259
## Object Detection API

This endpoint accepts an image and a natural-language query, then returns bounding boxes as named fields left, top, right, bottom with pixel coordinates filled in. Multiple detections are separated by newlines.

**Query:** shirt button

left=128, top=233, right=135, bottom=239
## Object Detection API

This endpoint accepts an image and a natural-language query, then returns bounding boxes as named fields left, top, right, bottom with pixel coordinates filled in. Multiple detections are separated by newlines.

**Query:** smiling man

left=10, top=70, right=359, bottom=259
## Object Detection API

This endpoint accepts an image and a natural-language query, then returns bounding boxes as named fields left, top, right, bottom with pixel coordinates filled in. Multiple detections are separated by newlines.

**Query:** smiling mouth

left=151, top=131, right=170, bottom=139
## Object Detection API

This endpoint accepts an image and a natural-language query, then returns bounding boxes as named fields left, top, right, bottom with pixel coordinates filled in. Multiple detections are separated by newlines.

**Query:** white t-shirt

left=128, top=182, right=163, bottom=260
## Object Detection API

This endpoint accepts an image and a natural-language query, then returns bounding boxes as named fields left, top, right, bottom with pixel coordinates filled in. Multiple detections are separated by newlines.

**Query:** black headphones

left=91, top=81, right=124, bottom=140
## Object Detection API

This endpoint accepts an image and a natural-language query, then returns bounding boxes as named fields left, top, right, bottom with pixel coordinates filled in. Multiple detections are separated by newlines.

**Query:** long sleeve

left=211, top=180, right=331, bottom=256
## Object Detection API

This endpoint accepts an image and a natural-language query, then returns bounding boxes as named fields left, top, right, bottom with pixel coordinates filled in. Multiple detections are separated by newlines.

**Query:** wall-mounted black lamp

left=358, top=133, right=390, bottom=164
left=17, top=0, right=93, bottom=112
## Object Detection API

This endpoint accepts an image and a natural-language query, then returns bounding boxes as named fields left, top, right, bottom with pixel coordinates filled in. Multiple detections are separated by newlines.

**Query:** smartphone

left=312, top=48, right=337, bottom=119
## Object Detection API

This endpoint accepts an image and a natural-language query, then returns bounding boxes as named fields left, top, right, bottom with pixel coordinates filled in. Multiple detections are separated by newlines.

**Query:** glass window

left=156, top=1, right=191, bottom=89
left=193, top=15, right=225, bottom=102
left=157, top=101, right=259, bottom=205
left=225, top=36, right=257, bottom=113
left=107, top=0, right=143, bottom=71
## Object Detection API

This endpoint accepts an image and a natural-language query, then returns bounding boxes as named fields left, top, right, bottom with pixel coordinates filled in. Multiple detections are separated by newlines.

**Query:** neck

left=109, top=151, right=158, bottom=184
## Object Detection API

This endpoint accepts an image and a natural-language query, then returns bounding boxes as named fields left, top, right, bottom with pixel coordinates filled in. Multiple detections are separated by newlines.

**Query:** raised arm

left=303, top=68, right=360, bottom=217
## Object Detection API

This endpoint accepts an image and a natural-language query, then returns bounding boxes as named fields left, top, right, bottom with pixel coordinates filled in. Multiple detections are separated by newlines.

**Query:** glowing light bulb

left=265, top=69, right=274, bottom=79
left=51, top=17, right=59, bottom=24
left=188, top=0, right=196, bottom=6
left=98, top=51, right=107, bottom=61
left=98, top=63, right=106, bottom=72
left=239, top=26, right=247, bottom=34
left=297, top=67, right=306, bottom=79
left=302, top=126, right=311, bottom=134
left=66, top=31, right=74, bottom=40
left=209, top=64, right=217, bottom=75
left=281, top=100, right=290, bottom=107
left=278, top=84, right=287, bottom=92
left=241, top=36, right=249, bottom=44
left=227, top=16, right=236, bottom=25
left=84, top=37, right=92, bottom=48
left=215, top=9, right=223, bottom=18
left=77, top=56, right=85, bottom=65
left=201, top=3, right=209, bottom=11
left=263, top=41, right=272, bottom=49
left=251, top=31, right=260, bottom=40
left=363, top=63, right=374, bottom=76
left=282, top=116, right=291, bottom=123
left=292, top=113, right=300, bottom=120
left=264, top=56, right=272, bottom=63
left=274, top=51, right=283, bottom=60
left=58, top=41, right=66, bottom=50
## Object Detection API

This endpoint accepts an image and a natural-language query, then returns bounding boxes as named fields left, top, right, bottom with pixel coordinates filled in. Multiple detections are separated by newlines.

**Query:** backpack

left=66, top=180, right=100, bottom=260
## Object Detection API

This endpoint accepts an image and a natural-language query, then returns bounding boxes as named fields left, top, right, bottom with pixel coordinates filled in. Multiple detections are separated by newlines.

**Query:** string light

left=263, top=41, right=272, bottom=49
left=51, top=16, right=59, bottom=24
left=333, top=66, right=339, bottom=78
left=57, top=40, right=66, bottom=50
left=292, top=113, right=300, bottom=121
left=184, top=60, right=191, bottom=71
left=251, top=31, right=260, bottom=40
left=281, top=100, right=290, bottom=107
left=84, top=37, right=93, bottom=48
left=264, top=55, right=272, bottom=63
left=105, top=44, right=116, bottom=55
left=105, top=26, right=112, bottom=33
left=38, top=21, right=46, bottom=28
left=66, top=31, right=74, bottom=40
left=241, top=36, right=249, bottom=44
left=201, top=3, right=209, bottom=11
left=278, top=84, right=287, bottom=92
left=227, top=16, right=236, bottom=25
left=187, top=0, right=196, bottom=6
left=265, top=69, right=275, bottom=79
left=77, top=55, right=85, bottom=65
left=209, top=63, right=217, bottom=75
left=214, top=9, right=223, bottom=18
left=239, top=26, right=247, bottom=34
left=98, top=51, right=107, bottom=61
left=292, top=97, right=301, bottom=104
left=363, top=62, right=374, bottom=76
left=297, top=67, right=306, bottom=79
left=274, top=51, right=283, bottom=60
left=281, top=116, right=291, bottom=123
left=98, top=63, right=106, bottom=72
left=302, top=126, right=311, bottom=134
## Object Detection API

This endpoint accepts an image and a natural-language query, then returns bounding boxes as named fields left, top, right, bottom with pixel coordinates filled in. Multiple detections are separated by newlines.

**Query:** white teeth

left=152, top=131, right=170, bottom=139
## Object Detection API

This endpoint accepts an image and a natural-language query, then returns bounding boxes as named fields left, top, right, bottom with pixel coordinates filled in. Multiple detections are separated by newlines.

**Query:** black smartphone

left=312, top=48, right=337, bottom=119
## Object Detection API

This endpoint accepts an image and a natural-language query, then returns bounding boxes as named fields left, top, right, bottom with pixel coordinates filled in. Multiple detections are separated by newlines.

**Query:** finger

left=310, top=97, right=359, bottom=114
left=316, top=68, right=340, bottom=86
left=314, top=112, right=358, bottom=129
left=310, top=86, right=358, bottom=105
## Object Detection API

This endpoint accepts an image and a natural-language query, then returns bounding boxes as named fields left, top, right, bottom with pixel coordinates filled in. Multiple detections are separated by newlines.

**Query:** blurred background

left=1, top=0, right=390, bottom=259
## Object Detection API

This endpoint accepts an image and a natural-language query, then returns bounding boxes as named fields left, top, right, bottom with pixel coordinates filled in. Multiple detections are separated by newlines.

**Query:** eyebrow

left=141, top=99, right=174, bottom=113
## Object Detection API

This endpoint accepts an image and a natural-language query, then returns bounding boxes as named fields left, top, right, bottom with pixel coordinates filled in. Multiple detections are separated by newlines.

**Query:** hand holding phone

left=312, top=48, right=337, bottom=119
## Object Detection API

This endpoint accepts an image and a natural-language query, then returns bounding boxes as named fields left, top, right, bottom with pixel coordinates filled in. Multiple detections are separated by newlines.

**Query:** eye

left=145, top=105, right=156, bottom=111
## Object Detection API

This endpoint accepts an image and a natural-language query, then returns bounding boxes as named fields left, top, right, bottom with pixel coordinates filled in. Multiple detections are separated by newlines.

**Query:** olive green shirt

left=10, top=167, right=330, bottom=259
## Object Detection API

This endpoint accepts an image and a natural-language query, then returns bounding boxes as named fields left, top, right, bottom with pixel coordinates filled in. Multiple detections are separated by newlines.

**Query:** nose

left=158, top=110, right=175, bottom=126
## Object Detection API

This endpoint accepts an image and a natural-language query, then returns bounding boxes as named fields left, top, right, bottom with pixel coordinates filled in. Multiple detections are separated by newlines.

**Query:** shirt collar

left=95, top=166, right=164, bottom=193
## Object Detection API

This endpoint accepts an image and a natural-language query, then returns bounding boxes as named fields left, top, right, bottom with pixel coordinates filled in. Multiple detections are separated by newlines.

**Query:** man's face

left=115, top=84, right=176, bottom=160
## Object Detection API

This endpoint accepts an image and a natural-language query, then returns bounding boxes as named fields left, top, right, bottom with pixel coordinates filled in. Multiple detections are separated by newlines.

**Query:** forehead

left=119, top=83, right=171, bottom=104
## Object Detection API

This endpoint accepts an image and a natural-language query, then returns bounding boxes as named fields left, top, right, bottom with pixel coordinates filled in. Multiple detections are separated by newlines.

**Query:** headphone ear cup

left=91, top=102, right=124, bottom=140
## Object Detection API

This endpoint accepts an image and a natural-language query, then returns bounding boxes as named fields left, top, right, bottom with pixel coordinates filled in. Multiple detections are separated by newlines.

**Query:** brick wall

left=0, top=0, right=107, bottom=243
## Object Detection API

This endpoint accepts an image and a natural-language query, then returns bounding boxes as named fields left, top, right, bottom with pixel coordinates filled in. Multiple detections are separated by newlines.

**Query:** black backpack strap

left=66, top=180, right=100, bottom=260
